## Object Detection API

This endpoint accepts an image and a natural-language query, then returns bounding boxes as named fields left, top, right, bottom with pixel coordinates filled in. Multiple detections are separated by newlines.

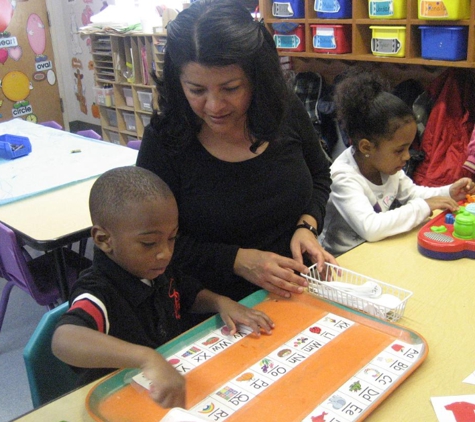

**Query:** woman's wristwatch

left=295, top=220, right=318, bottom=238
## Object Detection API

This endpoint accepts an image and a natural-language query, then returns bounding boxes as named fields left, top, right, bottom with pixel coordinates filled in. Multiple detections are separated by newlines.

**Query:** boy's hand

left=216, top=296, right=275, bottom=337
left=450, top=177, right=475, bottom=201
left=141, top=350, right=186, bottom=408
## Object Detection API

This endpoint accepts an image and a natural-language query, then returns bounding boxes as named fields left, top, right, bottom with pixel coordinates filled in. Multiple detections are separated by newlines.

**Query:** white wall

left=47, top=0, right=116, bottom=129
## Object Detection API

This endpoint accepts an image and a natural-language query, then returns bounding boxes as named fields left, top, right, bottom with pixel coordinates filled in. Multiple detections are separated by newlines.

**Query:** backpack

left=392, top=78, right=428, bottom=179
left=293, top=71, right=349, bottom=157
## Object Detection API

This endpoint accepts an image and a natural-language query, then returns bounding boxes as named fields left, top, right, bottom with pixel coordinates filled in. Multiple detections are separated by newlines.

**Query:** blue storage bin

left=420, top=26, right=468, bottom=61
left=0, top=134, right=32, bottom=159
left=314, top=0, right=352, bottom=19
left=272, top=0, right=305, bottom=18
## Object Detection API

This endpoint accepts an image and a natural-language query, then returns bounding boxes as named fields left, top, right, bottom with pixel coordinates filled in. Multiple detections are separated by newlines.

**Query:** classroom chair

left=23, top=301, right=79, bottom=407
left=39, top=121, right=63, bottom=130
left=127, top=139, right=142, bottom=150
left=0, top=222, right=91, bottom=334
left=76, top=129, right=102, bottom=140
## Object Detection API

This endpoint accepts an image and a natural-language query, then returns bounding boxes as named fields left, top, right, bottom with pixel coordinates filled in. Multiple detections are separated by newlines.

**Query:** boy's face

left=95, top=196, right=179, bottom=280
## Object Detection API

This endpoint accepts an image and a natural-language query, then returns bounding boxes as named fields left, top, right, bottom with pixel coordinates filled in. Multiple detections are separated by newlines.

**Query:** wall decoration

left=0, top=0, right=63, bottom=124
left=74, top=68, right=87, bottom=115
left=8, top=45, right=22, bottom=61
left=0, top=48, right=7, bottom=64
left=0, top=0, right=15, bottom=34
left=0, top=70, right=35, bottom=119
left=26, top=14, right=46, bottom=58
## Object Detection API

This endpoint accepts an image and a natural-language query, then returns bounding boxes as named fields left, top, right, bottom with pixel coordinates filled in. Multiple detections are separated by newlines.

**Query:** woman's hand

left=234, top=249, right=310, bottom=298
left=290, top=227, right=338, bottom=273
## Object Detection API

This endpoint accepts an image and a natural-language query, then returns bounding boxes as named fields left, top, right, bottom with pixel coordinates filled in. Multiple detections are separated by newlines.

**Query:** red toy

left=418, top=195, right=475, bottom=260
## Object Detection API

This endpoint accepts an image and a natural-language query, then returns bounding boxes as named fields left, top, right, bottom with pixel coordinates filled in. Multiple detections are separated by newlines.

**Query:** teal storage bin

left=0, top=134, right=32, bottom=159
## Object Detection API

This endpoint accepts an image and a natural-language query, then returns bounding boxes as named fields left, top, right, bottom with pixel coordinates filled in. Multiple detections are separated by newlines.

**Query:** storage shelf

left=260, top=0, right=475, bottom=66
left=90, top=33, right=165, bottom=145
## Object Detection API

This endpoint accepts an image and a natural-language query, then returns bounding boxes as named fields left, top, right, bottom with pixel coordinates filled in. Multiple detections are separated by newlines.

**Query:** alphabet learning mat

left=86, top=290, right=427, bottom=422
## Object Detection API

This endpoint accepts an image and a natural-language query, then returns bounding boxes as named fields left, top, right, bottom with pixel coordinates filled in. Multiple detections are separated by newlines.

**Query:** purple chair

left=0, top=222, right=91, bottom=333
left=39, top=121, right=63, bottom=130
left=76, top=129, right=102, bottom=140
left=127, top=139, right=142, bottom=150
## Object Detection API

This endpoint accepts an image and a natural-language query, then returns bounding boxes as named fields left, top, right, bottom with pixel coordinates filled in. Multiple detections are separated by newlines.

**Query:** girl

left=320, top=70, right=475, bottom=256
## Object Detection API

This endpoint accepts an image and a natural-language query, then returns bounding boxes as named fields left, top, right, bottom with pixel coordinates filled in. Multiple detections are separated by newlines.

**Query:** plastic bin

left=418, top=0, right=470, bottom=20
left=141, top=114, right=151, bottom=127
left=137, top=91, right=153, bottom=112
left=370, top=26, right=406, bottom=57
left=107, top=130, right=120, bottom=145
left=93, top=86, right=114, bottom=107
left=311, top=24, right=352, bottom=54
left=272, top=0, right=304, bottom=18
left=123, top=87, right=134, bottom=107
left=304, top=263, right=413, bottom=322
left=369, top=0, right=406, bottom=19
left=273, top=23, right=305, bottom=52
left=122, top=112, right=136, bottom=132
left=420, top=26, right=468, bottom=61
left=314, top=0, right=352, bottom=19
left=0, top=134, right=31, bottom=159
left=105, top=108, right=118, bottom=128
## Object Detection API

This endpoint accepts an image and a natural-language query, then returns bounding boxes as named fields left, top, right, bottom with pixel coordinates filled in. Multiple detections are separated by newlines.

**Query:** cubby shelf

left=260, top=0, right=475, bottom=68
left=90, top=32, right=165, bottom=145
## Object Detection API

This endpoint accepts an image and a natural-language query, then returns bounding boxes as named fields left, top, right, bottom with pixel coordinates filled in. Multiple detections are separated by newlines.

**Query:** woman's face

left=180, top=63, right=253, bottom=136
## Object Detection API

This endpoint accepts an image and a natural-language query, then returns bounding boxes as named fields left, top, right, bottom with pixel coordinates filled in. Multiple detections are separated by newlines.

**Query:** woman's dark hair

left=334, top=68, right=416, bottom=146
left=151, top=0, right=289, bottom=150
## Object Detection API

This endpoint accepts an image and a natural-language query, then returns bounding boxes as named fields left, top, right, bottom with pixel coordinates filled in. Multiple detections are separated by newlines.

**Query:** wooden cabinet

left=259, top=0, right=475, bottom=68
left=90, top=33, right=166, bottom=145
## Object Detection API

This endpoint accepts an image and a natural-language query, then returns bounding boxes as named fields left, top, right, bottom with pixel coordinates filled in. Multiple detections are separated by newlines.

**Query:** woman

left=137, top=0, right=336, bottom=302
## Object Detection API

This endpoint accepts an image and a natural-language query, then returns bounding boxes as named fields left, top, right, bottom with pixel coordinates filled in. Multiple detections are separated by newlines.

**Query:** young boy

left=52, top=166, right=274, bottom=409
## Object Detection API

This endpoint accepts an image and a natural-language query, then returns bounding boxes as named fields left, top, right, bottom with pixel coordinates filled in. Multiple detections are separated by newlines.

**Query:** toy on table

left=418, top=194, right=475, bottom=260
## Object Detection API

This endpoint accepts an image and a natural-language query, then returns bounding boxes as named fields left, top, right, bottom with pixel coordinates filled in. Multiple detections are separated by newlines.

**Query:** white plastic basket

left=303, top=263, right=412, bottom=322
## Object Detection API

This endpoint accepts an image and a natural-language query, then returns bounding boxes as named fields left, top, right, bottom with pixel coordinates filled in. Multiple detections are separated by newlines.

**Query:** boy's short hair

left=89, top=166, right=174, bottom=227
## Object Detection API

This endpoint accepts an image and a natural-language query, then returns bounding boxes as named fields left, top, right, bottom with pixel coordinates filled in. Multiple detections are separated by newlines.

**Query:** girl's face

left=366, top=119, right=416, bottom=176
left=99, top=197, right=179, bottom=280
left=179, top=62, right=253, bottom=136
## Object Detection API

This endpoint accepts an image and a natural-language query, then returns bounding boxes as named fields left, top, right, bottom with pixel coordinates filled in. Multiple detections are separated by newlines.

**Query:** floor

left=0, top=276, right=46, bottom=422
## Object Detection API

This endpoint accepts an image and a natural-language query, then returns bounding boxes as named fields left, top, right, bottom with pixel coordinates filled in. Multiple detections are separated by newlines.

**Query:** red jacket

left=413, top=69, right=475, bottom=187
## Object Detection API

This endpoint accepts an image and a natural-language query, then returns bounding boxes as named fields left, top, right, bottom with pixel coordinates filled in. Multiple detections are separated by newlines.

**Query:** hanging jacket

left=413, top=68, right=475, bottom=187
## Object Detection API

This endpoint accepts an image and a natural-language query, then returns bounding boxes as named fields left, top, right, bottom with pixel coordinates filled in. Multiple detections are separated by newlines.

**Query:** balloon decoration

left=0, top=48, right=7, bottom=65
left=0, top=0, right=14, bottom=33
left=26, top=13, right=46, bottom=56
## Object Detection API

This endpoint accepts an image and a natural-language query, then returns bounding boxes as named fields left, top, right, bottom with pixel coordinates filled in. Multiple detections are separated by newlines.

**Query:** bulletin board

left=0, top=0, right=63, bottom=125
